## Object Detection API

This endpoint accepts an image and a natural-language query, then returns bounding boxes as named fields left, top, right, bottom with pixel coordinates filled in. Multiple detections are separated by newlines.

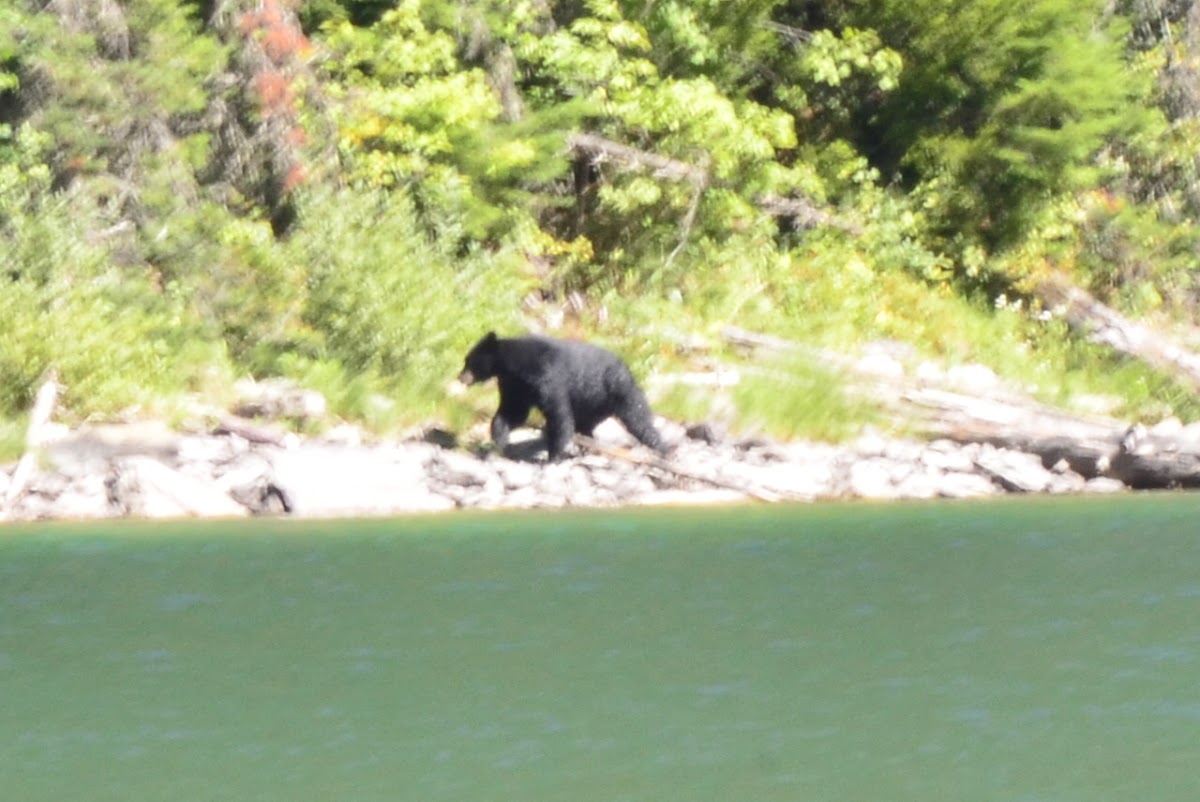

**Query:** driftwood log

left=2, top=373, right=60, bottom=519
left=720, top=325, right=1200, bottom=490
left=1035, top=274, right=1200, bottom=394
left=902, top=388, right=1200, bottom=489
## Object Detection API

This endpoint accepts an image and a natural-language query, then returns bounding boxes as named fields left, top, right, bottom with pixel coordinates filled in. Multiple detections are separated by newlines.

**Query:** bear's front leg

left=541, top=402, right=576, bottom=460
left=491, top=394, right=531, bottom=454
left=490, top=413, right=513, bottom=451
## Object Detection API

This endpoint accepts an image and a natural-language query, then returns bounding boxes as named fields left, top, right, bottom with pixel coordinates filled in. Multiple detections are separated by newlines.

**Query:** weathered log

left=721, top=324, right=1200, bottom=489
left=903, top=387, right=1200, bottom=488
left=2, top=373, right=60, bottom=520
left=1107, top=424, right=1200, bottom=489
left=901, top=387, right=1123, bottom=478
left=1036, top=274, right=1200, bottom=394
left=214, top=415, right=293, bottom=446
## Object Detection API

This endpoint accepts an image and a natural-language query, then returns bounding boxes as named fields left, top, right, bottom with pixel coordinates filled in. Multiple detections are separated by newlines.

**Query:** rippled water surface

left=3, top=496, right=1199, bottom=801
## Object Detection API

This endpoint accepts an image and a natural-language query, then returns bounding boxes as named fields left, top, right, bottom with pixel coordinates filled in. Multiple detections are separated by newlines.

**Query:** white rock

left=1150, top=417, right=1183, bottom=438
left=892, top=469, right=943, bottom=500
left=852, top=432, right=890, bottom=458
left=920, top=441, right=977, bottom=473
left=495, top=459, right=539, bottom=489
left=915, top=361, right=945, bottom=385
left=974, top=448, right=1053, bottom=493
left=270, top=445, right=453, bottom=517
left=946, top=363, right=1000, bottom=393
left=112, top=456, right=247, bottom=518
left=42, top=473, right=113, bottom=520
left=1083, top=477, right=1126, bottom=494
left=937, top=472, right=1000, bottom=498
left=854, top=352, right=905, bottom=380
left=847, top=458, right=899, bottom=499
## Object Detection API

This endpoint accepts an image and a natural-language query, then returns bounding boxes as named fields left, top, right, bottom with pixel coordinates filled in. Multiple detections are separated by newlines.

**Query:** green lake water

left=2, top=496, right=1199, bottom=801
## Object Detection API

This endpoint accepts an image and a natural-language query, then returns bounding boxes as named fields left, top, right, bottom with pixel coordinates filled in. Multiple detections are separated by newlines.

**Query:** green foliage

left=3, top=0, right=1200, bottom=439
left=0, top=417, right=25, bottom=463
left=831, top=0, right=1158, bottom=257
left=0, top=124, right=233, bottom=418
left=321, top=4, right=510, bottom=240
left=286, top=187, right=531, bottom=421
left=732, top=357, right=884, bottom=442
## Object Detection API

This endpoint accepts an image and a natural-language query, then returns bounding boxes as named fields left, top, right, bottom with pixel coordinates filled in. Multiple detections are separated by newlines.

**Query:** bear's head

left=458, top=331, right=499, bottom=385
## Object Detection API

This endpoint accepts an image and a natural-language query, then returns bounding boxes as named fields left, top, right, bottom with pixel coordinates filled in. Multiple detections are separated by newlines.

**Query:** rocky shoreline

left=1, top=411, right=1128, bottom=523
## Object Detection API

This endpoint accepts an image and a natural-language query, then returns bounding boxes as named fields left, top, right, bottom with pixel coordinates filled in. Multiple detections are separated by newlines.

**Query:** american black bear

left=458, top=331, right=666, bottom=460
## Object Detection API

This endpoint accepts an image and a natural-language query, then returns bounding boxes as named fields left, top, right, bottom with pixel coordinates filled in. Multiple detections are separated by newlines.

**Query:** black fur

left=459, top=332, right=665, bottom=460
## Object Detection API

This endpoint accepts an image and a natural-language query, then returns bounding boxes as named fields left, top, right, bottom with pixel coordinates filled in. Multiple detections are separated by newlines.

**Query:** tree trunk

left=1035, top=273, right=1200, bottom=394
left=722, top=324, right=1200, bottom=489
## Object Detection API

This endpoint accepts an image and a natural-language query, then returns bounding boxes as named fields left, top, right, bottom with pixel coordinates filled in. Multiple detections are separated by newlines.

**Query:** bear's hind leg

left=617, top=390, right=667, bottom=454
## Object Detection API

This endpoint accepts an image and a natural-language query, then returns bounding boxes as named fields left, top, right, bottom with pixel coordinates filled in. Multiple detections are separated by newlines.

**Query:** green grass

left=0, top=417, right=27, bottom=463
left=653, top=354, right=886, bottom=443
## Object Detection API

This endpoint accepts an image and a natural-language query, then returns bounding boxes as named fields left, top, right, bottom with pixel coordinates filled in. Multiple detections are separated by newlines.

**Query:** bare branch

left=1035, top=273, right=1200, bottom=394
left=567, top=132, right=861, bottom=233
left=568, top=132, right=708, bottom=186
left=2, top=371, right=61, bottom=520
left=757, top=194, right=864, bottom=234
left=758, top=20, right=813, bottom=47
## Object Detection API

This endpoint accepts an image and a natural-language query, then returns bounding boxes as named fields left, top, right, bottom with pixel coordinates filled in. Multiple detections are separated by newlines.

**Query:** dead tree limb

left=1036, top=274, right=1200, bottom=394
left=664, top=174, right=708, bottom=273
left=567, top=132, right=707, bottom=186
left=901, top=387, right=1124, bottom=479
left=756, top=194, right=864, bottom=234
left=574, top=434, right=790, bottom=502
left=721, top=324, right=1200, bottom=489
left=2, top=372, right=61, bottom=520
left=566, top=132, right=860, bottom=232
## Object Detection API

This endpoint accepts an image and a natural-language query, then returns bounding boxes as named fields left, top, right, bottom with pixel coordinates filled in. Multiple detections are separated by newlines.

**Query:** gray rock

left=1083, top=476, right=1126, bottom=494
left=973, top=447, right=1054, bottom=493
left=108, top=456, right=248, bottom=518
left=937, top=472, right=1000, bottom=498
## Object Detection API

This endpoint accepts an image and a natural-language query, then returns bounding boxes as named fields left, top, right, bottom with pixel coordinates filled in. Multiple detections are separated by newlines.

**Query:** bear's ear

left=483, top=331, right=498, bottom=345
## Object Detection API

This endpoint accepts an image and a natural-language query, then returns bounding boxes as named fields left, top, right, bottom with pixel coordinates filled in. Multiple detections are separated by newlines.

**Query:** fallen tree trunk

left=902, top=387, right=1121, bottom=478
left=2, top=372, right=60, bottom=520
left=903, top=387, right=1200, bottom=489
left=719, top=324, right=1200, bottom=489
left=1036, top=274, right=1200, bottom=394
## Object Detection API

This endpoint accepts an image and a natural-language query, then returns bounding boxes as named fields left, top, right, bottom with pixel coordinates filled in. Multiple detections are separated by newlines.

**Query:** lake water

left=2, top=496, right=1199, bottom=801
